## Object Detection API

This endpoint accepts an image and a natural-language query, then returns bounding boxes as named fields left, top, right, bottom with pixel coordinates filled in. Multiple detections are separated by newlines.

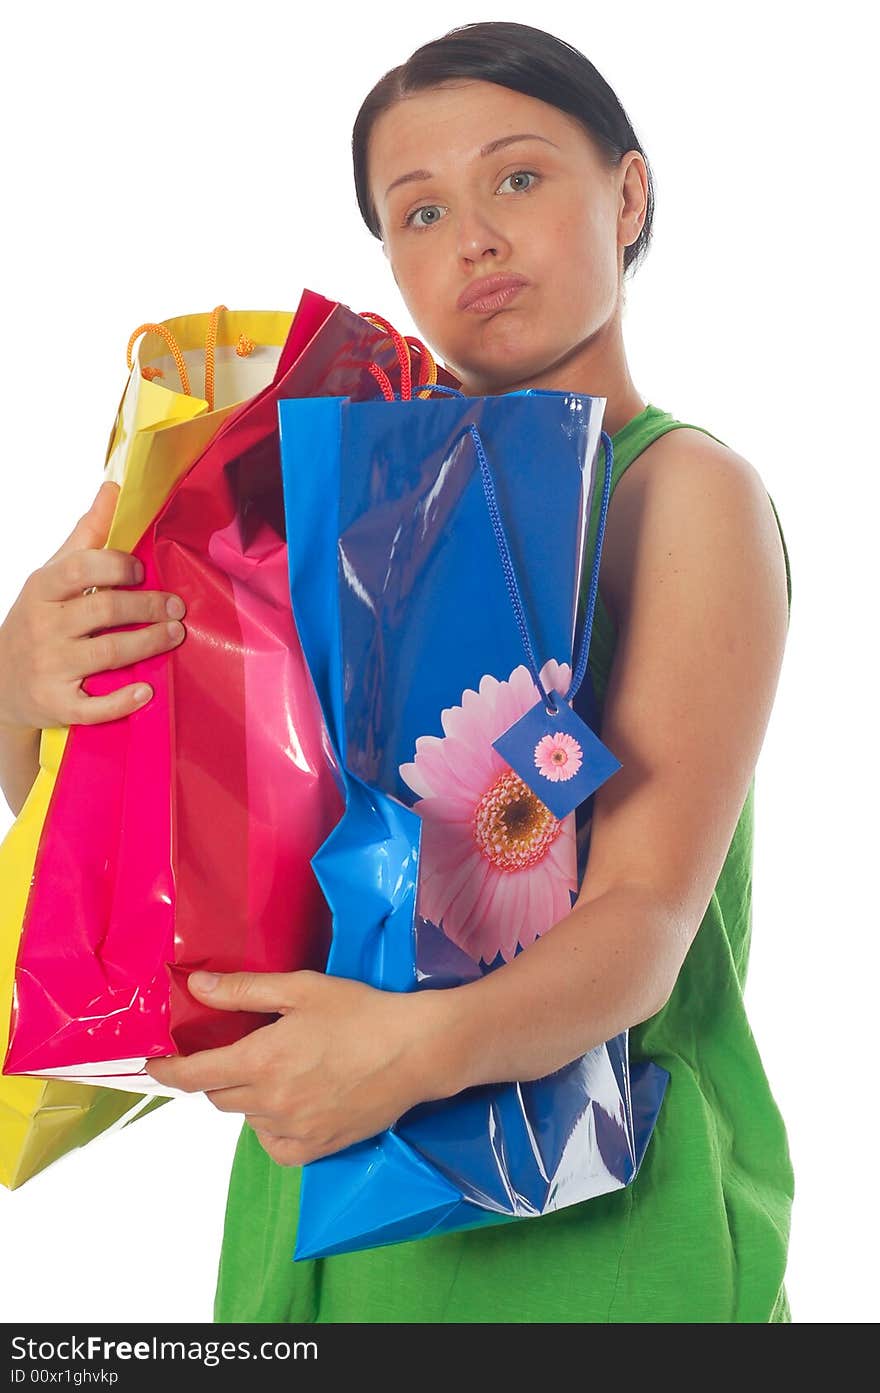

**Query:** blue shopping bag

left=279, top=385, right=669, bottom=1260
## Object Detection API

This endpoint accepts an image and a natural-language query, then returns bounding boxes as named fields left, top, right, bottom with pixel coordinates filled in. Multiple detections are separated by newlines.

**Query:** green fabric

left=213, top=403, right=795, bottom=1324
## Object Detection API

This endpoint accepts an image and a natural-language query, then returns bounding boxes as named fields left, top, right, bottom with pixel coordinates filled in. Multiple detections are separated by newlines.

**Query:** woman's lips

left=461, top=282, right=528, bottom=314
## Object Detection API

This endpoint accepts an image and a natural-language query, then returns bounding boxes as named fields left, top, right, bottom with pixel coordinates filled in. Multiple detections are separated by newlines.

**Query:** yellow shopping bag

left=0, top=304, right=294, bottom=1187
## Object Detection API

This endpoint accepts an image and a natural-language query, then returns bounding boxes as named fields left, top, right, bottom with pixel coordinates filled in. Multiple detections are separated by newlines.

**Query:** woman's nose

left=455, top=210, right=511, bottom=263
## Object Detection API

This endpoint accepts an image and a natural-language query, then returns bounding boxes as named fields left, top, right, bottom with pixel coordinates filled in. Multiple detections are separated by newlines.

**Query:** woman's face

left=368, top=79, right=646, bottom=395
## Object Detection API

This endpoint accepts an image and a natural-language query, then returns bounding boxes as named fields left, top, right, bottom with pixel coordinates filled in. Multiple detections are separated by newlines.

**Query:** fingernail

left=166, top=621, right=184, bottom=640
left=190, top=971, right=220, bottom=992
left=165, top=596, right=185, bottom=618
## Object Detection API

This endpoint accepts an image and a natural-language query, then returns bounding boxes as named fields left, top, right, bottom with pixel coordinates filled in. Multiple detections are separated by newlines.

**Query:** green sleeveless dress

left=213, top=403, right=795, bottom=1324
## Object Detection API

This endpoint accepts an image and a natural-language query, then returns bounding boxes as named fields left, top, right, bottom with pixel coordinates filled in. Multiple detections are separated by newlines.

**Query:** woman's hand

left=0, top=480, right=187, bottom=730
left=144, top=970, right=463, bottom=1167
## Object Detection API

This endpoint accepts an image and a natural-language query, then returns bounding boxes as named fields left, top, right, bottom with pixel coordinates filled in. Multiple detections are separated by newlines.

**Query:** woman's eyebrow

left=384, top=133, right=560, bottom=199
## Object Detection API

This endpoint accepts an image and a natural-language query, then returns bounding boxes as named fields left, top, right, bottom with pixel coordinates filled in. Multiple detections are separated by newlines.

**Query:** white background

left=0, top=0, right=876, bottom=1325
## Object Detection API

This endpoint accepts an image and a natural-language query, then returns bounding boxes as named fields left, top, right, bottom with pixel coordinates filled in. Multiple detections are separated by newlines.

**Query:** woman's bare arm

left=0, top=617, right=40, bottom=817
left=0, top=717, right=40, bottom=819
left=432, top=435, right=791, bottom=1093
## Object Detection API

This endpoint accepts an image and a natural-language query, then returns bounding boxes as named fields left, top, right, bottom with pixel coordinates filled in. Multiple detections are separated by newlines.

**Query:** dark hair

left=352, top=20, right=654, bottom=278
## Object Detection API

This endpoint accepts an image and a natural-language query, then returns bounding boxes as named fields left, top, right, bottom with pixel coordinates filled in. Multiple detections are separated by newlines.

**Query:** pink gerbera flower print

left=398, top=659, right=578, bottom=966
left=534, top=731, right=583, bottom=782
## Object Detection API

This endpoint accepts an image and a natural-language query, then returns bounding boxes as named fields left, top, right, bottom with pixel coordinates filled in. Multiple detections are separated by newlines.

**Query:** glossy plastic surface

left=280, top=390, right=669, bottom=1259
left=4, top=293, right=445, bottom=1084
left=0, top=308, right=253, bottom=1178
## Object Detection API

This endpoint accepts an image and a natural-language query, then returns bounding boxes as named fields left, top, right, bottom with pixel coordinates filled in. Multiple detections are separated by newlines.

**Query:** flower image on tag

left=534, top=730, right=583, bottom=781
left=493, top=688, right=622, bottom=820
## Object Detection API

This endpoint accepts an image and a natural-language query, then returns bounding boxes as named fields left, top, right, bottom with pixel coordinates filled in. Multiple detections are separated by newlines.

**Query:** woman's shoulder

left=598, top=423, right=784, bottom=632
left=619, top=422, right=761, bottom=502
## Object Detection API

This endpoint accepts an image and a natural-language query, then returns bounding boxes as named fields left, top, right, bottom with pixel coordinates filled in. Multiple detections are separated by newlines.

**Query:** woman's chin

left=447, top=338, right=549, bottom=395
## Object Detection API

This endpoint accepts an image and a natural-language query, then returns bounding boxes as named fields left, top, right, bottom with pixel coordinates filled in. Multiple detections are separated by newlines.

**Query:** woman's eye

left=403, top=170, right=540, bottom=231
left=498, top=169, right=539, bottom=195
left=404, top=204, right=446, bottom=231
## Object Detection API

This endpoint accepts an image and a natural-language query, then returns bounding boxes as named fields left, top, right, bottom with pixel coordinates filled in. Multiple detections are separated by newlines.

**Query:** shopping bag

left=2, top=295, right=456, bottom=1099
left=0, top=306, right=295, bottom=1183
left=0, top=303, right=251, bottom=1182
left=280, top=346, right=670, bottom=1258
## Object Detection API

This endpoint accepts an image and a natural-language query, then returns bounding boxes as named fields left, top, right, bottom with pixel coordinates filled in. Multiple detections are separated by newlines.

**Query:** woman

left=201, top=21, right=795, bottom=1324
left=0, top=20, right=794, bottom=1322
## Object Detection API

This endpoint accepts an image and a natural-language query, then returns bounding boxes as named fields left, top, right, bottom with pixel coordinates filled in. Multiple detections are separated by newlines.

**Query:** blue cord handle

left=404, top=382, right=613, bottom=712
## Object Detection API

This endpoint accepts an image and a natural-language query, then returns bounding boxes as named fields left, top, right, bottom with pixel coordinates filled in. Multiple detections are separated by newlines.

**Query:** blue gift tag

left=493, top=690, right=622, bottom=819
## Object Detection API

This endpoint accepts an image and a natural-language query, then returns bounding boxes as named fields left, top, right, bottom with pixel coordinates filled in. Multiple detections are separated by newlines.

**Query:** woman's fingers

left=37, top=547, right=144, bottom=602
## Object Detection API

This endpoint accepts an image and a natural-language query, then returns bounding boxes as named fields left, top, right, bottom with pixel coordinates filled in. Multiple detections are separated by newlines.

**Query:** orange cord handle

left=359, top=312, right=438, bottom=400
left=127, top=305, right=436, bottom=412
left=126, top=305, right=256, bottom=411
